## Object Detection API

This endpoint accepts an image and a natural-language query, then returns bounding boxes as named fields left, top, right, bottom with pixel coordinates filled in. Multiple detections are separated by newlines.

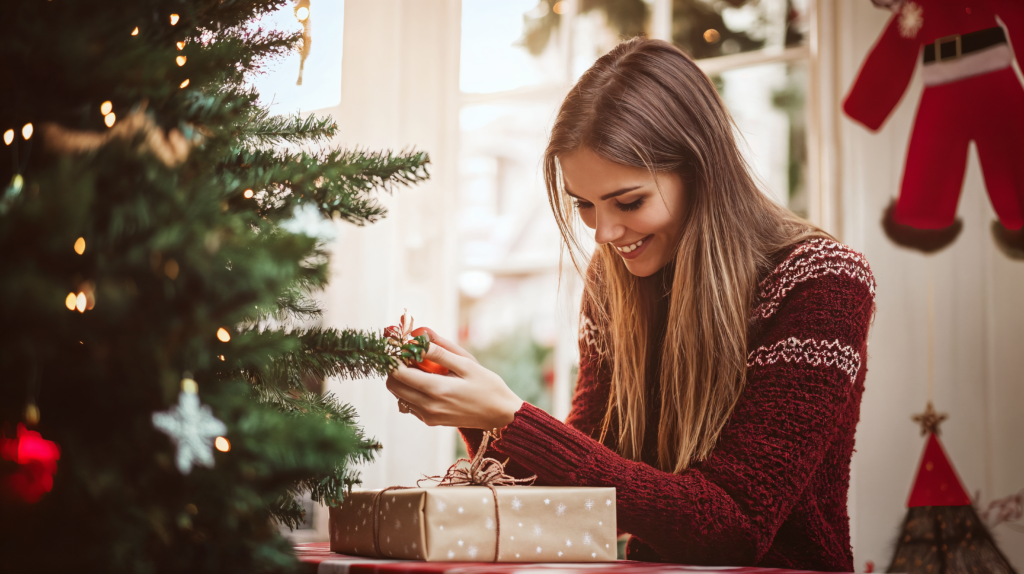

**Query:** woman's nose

left=593, top=213, right=625, bottom=246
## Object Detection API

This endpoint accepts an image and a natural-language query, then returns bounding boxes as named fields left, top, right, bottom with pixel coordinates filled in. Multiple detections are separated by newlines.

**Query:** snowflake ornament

left=152, top=384, right=227, bottom=474
left=898, top=2, right=923, bottom=39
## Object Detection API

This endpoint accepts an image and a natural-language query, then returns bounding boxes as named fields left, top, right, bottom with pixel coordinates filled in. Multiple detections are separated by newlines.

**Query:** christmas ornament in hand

left=385, top=310, right=449, bottom=376
left=843, top=0, right=1024, bottom=258
left=152, top=379, right=228, bottom=475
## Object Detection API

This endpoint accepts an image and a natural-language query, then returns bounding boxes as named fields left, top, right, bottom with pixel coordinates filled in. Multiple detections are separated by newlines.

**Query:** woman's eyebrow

left=565, top=185, right=644, bottom=201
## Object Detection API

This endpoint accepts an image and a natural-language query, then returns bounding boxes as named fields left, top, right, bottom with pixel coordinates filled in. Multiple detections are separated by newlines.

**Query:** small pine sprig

left=236, top=107, right=338, bottom=148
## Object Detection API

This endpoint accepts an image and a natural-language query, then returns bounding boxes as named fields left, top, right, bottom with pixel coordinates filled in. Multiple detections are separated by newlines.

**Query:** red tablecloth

left=294, top=543, right=846, bottom=574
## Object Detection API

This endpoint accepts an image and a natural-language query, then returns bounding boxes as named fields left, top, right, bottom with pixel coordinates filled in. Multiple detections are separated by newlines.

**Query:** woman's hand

left=386, top=328, right=524, bottom=430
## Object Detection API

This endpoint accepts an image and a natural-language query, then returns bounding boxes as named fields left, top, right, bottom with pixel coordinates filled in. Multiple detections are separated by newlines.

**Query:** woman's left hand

left=386, top=328, right=524, bottom=430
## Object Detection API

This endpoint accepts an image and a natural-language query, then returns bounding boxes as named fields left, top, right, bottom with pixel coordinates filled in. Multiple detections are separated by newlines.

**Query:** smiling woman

left=387, top=37, right=877, bottom=571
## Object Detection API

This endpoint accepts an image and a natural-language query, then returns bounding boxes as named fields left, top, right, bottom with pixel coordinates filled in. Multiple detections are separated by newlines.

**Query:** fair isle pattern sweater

left=460, top=239, right=876, bottom=572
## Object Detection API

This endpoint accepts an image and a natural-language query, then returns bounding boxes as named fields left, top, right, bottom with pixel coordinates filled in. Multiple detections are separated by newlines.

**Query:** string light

left=176, top=41, right=185, bottom=50
left=131, top=27, right=139, bottom=36
left=169, top=14, right=180, bottom=25
left=24, top=403, right=40, bottom=426
left=100, top=101, right=112, bottom=115
left=216, top=328, right=231, bottom=342
left=65, top=293, right=77, bottom=310
left=176, top=55, right=187, bottom=67
left=703, top=29, right=721, bottom=43
left=295, top=6, right=309, bottom=21
left=243, top=189, right=254, bottom=198
left=218, top=355, right=225, bottom=361
left=76, top=293, right=87, bottom=313
left=21, top=123, right=33, bottom=140
left=181, top=378, right=198, bottom=393
left=179, top=79, right=190, bottom=89
left=4, top=130, right=13, bottom=145
left=164, top=259, right=179, bottom=280
left=214, top=436, right=231, bottom=452
left=552, top=2, right=565, bottom=14
left=104, top=113, right=116, bottom=128
left=74, top=237, right=86, bottom=254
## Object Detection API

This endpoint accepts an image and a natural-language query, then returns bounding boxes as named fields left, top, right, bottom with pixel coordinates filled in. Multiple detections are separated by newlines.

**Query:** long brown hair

left=544, top=38, right=828, bottom=473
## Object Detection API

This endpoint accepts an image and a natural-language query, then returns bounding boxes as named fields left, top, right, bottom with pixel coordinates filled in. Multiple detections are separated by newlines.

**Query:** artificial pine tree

left=0, top=1, right=430, bottom=572
left=887, top=403, right=1017, bottom=574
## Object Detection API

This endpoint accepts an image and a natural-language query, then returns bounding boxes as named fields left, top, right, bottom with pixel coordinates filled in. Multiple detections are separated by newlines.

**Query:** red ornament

left=1, top=423, right=61, bottom=503
left=385, top=310, right=450, bottom=376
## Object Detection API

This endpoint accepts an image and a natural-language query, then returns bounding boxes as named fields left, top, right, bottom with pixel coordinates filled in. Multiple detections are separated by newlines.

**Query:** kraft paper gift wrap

left=328, top=486, right=618, bottom=562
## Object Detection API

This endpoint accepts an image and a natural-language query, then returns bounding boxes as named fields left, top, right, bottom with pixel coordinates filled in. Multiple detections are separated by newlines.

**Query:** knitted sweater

left=460, top=239, right=876, bottom=572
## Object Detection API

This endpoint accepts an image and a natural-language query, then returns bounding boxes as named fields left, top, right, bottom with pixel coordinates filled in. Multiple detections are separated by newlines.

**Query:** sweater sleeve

left=489, top=244, right=876, bottom=565
left=843, top=8, right=921, bottom=131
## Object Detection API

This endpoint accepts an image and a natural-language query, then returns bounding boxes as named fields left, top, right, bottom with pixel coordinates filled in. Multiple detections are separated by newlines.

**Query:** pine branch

left=237, top=108, right=338, bottom=148
left=228, top=147, right=431, bottom=226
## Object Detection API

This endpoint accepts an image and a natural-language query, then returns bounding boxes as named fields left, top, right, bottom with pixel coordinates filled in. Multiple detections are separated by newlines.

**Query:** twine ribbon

left=370, top=432, right=536, bottom=561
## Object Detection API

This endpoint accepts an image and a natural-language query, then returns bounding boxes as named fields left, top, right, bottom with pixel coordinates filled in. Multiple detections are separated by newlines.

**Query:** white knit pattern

left=579, top=314, right=604, bottom=356
left=752, top=239, right=875, bottom=321
left=747, top=337, right=862, bottom=385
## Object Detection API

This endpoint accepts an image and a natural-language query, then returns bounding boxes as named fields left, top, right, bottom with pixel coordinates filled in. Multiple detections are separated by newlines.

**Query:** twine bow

left=371, top=432, right=535, bottom=561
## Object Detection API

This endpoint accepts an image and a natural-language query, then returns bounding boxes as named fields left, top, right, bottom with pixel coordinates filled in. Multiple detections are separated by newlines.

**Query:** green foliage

left=0, top=1, right=429, bottom=572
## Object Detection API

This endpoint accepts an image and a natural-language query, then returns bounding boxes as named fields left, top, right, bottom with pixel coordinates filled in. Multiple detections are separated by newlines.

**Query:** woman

left=386, top=38, right=875, bottom=572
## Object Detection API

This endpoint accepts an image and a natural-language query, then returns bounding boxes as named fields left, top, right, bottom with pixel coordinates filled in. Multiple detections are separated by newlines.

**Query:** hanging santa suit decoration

left=844, top=0, right=1024, bottom=257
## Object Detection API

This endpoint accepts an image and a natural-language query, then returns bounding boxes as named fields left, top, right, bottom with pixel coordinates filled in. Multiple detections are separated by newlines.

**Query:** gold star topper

left=912, top=401, right=948, bottom=436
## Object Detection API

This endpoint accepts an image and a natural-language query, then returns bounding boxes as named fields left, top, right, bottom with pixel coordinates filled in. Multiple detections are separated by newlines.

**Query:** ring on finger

left=397, top=399, right=412, bottom=414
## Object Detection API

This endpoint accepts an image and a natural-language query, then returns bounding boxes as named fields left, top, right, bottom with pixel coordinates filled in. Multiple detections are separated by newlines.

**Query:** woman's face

left=559, top=146, right=685, bottom=277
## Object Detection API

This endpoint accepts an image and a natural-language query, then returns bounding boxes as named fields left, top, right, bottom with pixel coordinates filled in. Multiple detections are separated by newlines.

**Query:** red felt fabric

left=842, top=0, right=1024, bottom=231
left=460, top=240, right=876, bottom=572
left=906, top=433, right=972, bottom=508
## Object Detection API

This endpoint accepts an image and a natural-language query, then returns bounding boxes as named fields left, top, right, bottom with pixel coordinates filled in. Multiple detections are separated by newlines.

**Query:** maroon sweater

left=461, top=239, right=876, bottom=572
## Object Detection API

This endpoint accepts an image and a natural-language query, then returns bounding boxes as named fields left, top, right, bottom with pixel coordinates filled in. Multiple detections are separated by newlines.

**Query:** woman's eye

left=573, top=199, right=594, bottom=210
left=616, top=198, right=644, bottom=212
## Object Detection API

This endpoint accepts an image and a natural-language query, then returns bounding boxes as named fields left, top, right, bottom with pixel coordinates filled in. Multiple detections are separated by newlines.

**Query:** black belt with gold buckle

left=923, top=26, right=1006, bottom=64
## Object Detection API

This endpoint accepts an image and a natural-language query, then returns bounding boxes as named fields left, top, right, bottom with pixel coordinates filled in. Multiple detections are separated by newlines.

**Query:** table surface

left=294, top=543, right=845, bottom=574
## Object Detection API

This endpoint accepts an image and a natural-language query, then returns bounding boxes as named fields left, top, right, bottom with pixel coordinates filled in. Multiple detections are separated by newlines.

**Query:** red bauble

left=1, top=423, right=61, bottom=503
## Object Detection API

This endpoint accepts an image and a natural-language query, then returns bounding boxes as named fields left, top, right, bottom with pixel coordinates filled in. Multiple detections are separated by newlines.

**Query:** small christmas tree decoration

left=385, top=310, right=449, bottom=375
left=151, top=380, right=228, bottom=475
left=886, top=404, right=1017, bottom=573
left=0, top=424, right=60, bottom=503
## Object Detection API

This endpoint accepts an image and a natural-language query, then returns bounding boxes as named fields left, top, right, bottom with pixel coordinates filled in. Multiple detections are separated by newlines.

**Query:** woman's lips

left=615, top=235, right=653, bottom=260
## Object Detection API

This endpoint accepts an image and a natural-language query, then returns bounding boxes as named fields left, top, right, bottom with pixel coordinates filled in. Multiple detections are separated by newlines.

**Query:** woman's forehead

left=559, top=147, right=653, bottom=199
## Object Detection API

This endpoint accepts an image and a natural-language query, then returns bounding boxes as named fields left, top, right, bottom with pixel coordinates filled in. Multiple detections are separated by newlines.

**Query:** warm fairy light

left=21, top=123, right=33, bottom=140
left=169, top=14, right=180, bottom=25
left=181, top=378, right=198, bottom=393
left=74, top=237, right=86, bottom=254
left=703, top=29, right=721, bottom=43
left=65, top=293, right=77, bottom=310
left=4, top=130, right=14, bottom=145
left=100, top=101, right=112, bottom=115
left=218, top=354, right=225, bottom=361
left=552, top=1, right=565, bottom=14
left=24, top=403, right=40, bottom=426
left=216, top=328, right=231, bottom=342
left=176, top=55, right=187, bottom=67
left=164, top=259, right=179, bottom=280
left=75, top=293, right=86, bottom=313
left=214, top=436, right=231, bottom=452
left=104, top=113, right=116, bottom=128
left=179, top=79, right=190, bottom=89
left=295, top=6, right=309, bottom=21
left=176, top=41, right=185, bottom=50
left=131, top=27, right=139, bottom=36
left=243, top=189, right=254, bottom=198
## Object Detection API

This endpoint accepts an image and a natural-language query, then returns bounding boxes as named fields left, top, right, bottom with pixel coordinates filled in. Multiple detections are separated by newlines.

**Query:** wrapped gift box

left=329, top=486, right=617, bottom=562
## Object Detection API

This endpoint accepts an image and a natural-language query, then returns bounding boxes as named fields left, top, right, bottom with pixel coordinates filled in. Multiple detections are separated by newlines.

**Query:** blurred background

left=250, top=0, right=1023, bottom=569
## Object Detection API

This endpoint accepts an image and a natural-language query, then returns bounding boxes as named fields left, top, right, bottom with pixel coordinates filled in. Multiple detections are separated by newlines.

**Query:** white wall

left=318, top=0, right=461, bottom=494
left=837, top=2, right=1024, bottom=570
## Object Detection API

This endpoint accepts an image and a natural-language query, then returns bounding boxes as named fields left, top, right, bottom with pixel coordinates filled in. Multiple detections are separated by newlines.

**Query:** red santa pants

left=895, top=67, right=1024, bottom=230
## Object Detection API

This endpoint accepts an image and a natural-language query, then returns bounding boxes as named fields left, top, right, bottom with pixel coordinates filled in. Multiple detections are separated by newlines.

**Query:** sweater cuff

left=491, top=402, right=598, bottom=485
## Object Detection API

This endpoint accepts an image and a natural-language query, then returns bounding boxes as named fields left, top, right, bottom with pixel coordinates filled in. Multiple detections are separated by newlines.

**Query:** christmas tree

left=0, top=1, right=430, bottom=572
left=886, top=403, right=1017, bottom=574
